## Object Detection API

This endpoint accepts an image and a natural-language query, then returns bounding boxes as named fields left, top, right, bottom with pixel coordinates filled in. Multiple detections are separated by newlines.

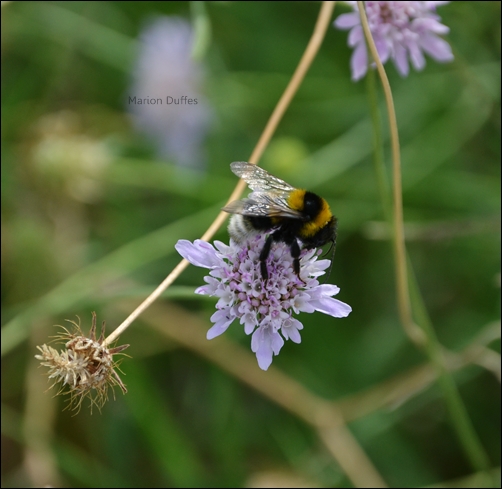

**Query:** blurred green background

left=1, top=1, right=500, bottom=487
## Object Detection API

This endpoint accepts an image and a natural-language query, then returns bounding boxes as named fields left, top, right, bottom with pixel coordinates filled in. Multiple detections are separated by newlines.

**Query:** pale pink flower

left=176, top=236, right=351, bottom=370
left=335, top=1, right=454, bottom=80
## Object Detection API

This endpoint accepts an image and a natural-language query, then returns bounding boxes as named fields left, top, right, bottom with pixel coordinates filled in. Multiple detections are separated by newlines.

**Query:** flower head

left=128, top=17, right=212, bottom=168
left=175, top=236, right=351, bottom=370
left=36, top=312, right=129, bottom=413
left=334, top=1, right=454, bottom=80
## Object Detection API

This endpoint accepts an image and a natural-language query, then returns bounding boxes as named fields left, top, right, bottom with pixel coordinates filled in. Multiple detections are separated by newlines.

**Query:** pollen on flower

left=175, top=235, right=352, bottom=371
left=35, top=312, right=129, bottom=413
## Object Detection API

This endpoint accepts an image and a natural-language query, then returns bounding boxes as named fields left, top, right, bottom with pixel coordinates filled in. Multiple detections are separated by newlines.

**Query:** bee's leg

left=259, top=235, right=274, bottom=281
left=290, top=239, right=302, bottom=277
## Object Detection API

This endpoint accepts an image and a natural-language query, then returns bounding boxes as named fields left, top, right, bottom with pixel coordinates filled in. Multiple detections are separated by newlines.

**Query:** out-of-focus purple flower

left=175, top=236, right=351, bottom=371
left=128, top=17, right=212, bottom=168
left=334, top=2, right=454, bottom=81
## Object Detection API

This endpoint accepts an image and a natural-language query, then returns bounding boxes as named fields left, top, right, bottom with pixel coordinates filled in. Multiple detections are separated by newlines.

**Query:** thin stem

left=357, top=1, right=424, bottom=345
left=366, top=68, right=392, bottom=223
left=357, top=2, right=493, bottom=482
left=248, top=1, right=337, bottom=165
left=104, top=1, right=337, bottom=347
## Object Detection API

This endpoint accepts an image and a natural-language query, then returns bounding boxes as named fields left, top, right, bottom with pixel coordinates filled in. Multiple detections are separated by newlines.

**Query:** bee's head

left=309, top=215, right=337, bottom=248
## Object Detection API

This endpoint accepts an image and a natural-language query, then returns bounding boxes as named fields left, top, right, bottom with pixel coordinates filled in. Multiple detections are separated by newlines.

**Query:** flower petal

left=310, top=297, right=352, bottom=317
left=207, top=309, right=235, bottom=339
left=290, top=294, right=316, bottom=314
left=393, top=42, right=410, bottom=77
left=408, top=41, right=426, bottom=70
left=281, top=317, right=303, bottom=344
left=375, top=37, right=391, bottom=64
left=413, top=17, right=450, bottom=35
left=419, top=33, right=454, bottom=62
left=348, top=25, right=364, bottom=47
left=351, top=42, right=368, bottom=81
left=175, top=239, right=221, bottom=268
left=251, top=326, right=284, bottom=371
left=334, top=12, right=361, bottom=30
left=313, top=284, right=341, bottom=296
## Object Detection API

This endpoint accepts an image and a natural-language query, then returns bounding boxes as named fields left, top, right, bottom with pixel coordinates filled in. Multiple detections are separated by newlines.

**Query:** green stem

left=359, top=2, right=493, bottom=483
left=408, top=261, right=495, bottom=486
left=367, top=85, right=494, bottom=484
left=366, top=68, right=392, bottom=223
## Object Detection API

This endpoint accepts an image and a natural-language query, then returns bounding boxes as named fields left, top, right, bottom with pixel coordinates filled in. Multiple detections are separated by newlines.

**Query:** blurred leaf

left=190, top=1, right=212, bottom=61
left=124, top=362, right=206, bottom=487
left=11, top=2, right=138, bottom=71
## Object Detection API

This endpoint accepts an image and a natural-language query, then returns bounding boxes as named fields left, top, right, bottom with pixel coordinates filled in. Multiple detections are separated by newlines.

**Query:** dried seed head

left=35, top=312, right=129, bottom=413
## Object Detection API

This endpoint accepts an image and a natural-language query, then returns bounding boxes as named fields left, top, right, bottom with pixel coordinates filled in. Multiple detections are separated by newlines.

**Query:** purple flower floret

left=334, top=1, right=454, bottom=81
left=175, top=236, right=351, bottom=370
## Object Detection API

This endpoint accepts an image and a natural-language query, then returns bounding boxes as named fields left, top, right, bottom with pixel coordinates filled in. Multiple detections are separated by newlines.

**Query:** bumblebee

left=223, top=161, right=337, bottom=281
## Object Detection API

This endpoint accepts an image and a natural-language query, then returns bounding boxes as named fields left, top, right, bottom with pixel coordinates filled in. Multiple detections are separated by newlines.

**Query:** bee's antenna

left=322, top=238, right=337, bottom=283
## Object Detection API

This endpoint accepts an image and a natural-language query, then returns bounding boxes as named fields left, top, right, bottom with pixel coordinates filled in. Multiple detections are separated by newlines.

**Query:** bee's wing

left=224, top=162, right=304, bottom=219
left=223, top=193, right=303, bottom=219
left=230, top=161, right=295, bottom=193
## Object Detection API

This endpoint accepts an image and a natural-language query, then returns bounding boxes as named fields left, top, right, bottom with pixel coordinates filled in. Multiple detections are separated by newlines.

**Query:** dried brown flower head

left=35, top=312, right=129, bottom=413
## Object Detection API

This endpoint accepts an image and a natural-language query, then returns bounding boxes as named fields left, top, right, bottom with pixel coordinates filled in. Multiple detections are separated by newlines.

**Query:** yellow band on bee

left=288, top=189, right=307, bottom=211
left=287, top=189, right=333, bottom=238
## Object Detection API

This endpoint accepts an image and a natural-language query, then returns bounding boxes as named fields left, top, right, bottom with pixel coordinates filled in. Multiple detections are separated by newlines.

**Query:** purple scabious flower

left=334, top=2, right=454, bottom=81
left=128, top=17, right=212, bottom=169
left=175, top=236, right=351, bottom=371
